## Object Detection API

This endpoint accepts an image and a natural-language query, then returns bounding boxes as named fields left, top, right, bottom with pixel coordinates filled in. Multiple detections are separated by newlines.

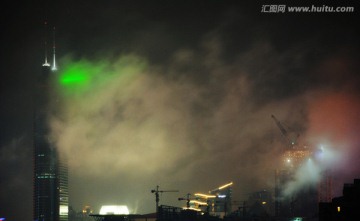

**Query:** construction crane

left=179, top=193, right=208, bottom=211
left=271, top=114, right=297, bottom=149
left=178, top=193, right=192, bottom=209
left=151, top=185, right=179, bottom=214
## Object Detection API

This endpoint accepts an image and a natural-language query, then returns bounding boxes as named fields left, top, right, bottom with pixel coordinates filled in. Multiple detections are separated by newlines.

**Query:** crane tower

left=151, top=185, right=178, bottom=214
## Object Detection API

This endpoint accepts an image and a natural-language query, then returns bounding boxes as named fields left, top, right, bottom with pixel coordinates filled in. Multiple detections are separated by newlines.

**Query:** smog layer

left=1, top=1, right=359, bottom=219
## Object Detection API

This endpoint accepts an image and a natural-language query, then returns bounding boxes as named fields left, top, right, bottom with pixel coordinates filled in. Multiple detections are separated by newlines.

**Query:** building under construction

left=274, top=147, right=319, bottom=218
left=272, top=115, right=332, bottom=219
left=177, top=182, right=233, bottom=218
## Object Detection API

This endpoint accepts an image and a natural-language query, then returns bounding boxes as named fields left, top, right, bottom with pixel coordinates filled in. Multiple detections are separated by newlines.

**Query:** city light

left=99, top=205, right=129, bottom=215
left=182, top=207, right=201, bottom=211
left=194, top=193, right=216, bottom=198
left=218, top=182, right=233, bottom=190
left=59, top=205, right=68, bottom=215
left=190, top=200, right=208, bottom=206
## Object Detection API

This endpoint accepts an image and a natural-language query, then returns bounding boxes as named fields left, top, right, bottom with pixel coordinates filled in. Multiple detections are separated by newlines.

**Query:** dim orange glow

left=282, top=148, right=311, bottom=168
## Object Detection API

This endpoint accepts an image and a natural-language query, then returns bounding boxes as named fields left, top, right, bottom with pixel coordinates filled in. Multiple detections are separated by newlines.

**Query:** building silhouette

left=319, top=178, right=360, bottom=221
left=33, top=23, right=68, bottom=221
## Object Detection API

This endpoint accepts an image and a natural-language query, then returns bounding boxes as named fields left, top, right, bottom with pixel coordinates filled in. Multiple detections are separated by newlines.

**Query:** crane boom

left=271, top=114, right=295, bottom=149
left=271, top=115, right=288, bottom=137
left=151, top=185, right=179, bottom=214
left=178, top=193, right=192, bottom=208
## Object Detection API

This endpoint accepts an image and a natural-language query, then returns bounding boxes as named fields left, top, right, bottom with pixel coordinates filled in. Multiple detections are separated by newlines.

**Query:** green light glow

left=59, top=61, right=96, bottom=86
left=58, top=56, right=147, bottom=97
left=58, top=59, right=108, bottom=96
left=60, top=72, right=88, bottom=85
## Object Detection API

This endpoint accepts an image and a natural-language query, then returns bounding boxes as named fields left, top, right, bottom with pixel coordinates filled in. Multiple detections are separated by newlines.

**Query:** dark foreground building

left=89, top=205, right=223, bottom=221
left=33, top=24, right=68, bottom=221
left=90, top=214, right=155, bottom=221
left=319, top=178, right=360, bottom=221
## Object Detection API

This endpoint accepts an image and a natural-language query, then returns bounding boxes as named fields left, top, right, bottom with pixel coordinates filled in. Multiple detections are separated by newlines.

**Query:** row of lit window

left=37, top=175, right=56, bottom=179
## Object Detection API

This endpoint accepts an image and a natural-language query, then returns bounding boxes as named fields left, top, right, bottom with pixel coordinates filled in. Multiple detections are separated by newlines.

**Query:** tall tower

left=33, top=22, right=68, bottom=221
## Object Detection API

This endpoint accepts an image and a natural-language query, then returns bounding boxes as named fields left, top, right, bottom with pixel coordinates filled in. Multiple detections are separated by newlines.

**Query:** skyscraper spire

left=43, top=21, right=50, bottom=67
left=35, top=21, right=68, bottom=221
left=51, top=26, right=57, bottom=71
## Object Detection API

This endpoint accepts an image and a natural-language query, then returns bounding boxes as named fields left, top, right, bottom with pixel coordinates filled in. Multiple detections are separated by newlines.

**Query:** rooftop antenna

left=42, top=21, right=50, bottom=67
left=51, top=26, right=57, bottom=71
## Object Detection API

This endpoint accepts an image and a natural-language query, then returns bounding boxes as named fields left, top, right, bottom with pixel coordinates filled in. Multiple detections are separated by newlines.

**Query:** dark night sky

left=1, top=1, right=360, bottom=220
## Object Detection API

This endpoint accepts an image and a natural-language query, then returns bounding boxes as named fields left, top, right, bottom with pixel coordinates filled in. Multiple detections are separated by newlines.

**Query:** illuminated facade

left=208, top=182, right=233, bottom=217
left=275, top=145, right=319, bottom=218
left=59, top=160, right=69, bottom=221
left=282, top=146, right=311, bottom=170
left=188, top=182, right=233, bottom=218
left=33, top=24, right=68, bottom=221
left=99, top=205, right=130, bottom=215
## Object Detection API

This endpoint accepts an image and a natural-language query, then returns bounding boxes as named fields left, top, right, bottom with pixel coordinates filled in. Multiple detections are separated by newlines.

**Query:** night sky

left=1, top=1, right=360, bottom=220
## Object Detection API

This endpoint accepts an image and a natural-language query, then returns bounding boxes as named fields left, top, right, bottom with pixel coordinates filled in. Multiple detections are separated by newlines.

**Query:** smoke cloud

left=49, top=38, right=360, bottom=214
left=280, top=54, right=360, bottom=197
left=0, top=137, right=32, bottom=220
left=305, top=90, right=360, bottom=196
left=1, top=2, right=359, bottom=221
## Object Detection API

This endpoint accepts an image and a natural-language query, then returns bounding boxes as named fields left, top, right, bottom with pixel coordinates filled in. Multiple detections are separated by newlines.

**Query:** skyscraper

left=33, top=22, right=68, bottom=221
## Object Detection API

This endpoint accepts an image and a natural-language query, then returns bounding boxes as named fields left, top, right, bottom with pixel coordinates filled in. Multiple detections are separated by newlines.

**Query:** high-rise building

left=275, top=147, right=317, bottom=218
left=33, top=22, right=68, bottom=221
left=272, top=115, right=321, bottom=218
left=208, top=182, right=233, bottom=218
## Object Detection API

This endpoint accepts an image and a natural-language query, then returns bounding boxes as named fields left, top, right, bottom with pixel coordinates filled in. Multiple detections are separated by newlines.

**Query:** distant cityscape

left=28, top=23, right=360, bottom=221
left=65, top=179, right=360, bottom=221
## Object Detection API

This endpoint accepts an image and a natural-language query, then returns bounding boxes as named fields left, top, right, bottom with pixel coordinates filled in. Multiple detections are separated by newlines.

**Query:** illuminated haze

left=1, top=2, right=359, bottom=221
left=48, top=37, right=360, bottom=214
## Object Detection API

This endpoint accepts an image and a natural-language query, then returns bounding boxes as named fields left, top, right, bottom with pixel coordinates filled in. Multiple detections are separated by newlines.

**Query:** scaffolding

left=318, top=169, right=333, bottom=203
